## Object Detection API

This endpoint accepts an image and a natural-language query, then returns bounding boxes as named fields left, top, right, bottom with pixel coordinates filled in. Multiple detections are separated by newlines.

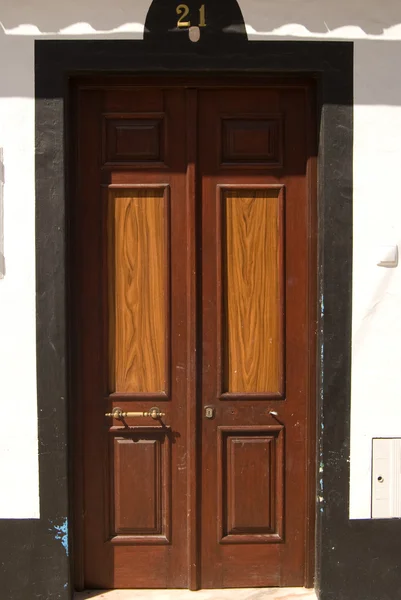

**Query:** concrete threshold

left=75, top=588, right=317, bottom=600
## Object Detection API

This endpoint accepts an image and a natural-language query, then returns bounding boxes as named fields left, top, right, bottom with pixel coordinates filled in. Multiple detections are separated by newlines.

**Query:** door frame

left=35, top=39, right=353, bottom=599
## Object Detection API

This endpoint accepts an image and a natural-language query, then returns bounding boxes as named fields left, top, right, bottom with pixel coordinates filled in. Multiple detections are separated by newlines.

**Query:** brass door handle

left=105, top=406, right=165, bottom=421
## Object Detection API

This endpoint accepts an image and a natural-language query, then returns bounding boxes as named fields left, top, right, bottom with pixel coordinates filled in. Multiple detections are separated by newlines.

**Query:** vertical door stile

left=305, top=83, right=318, bottom=588
left=185, top=88, right=199, bottom=590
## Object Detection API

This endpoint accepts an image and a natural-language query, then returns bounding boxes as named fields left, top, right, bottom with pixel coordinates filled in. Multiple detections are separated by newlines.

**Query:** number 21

left=176, top=4, right=207, bottom=28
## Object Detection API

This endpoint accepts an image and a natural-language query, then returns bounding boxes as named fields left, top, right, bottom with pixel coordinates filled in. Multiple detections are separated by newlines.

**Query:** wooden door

left=199, top=88, right=314, bottom=588
left=73, top=79, right=315, bottom=590
left=74, top=85, right=193, bottom=589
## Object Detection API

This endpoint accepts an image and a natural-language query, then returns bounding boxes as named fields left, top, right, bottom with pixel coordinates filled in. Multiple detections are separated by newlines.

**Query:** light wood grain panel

left=223, top=188, right=283, bottom=394
left=108, top=188, right=168, bottom=393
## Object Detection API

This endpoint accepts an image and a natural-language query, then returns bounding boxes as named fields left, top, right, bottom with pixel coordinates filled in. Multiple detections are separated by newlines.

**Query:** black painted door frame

left=22, top=39, right=354, bottom=600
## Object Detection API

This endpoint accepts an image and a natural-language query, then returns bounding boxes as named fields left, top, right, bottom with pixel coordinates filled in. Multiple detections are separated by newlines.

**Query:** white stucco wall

left=1, top=0, right=401, bottom=519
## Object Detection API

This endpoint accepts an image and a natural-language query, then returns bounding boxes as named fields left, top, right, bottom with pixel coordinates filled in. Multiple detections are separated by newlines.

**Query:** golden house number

left=176, top=4, right=206, bottom=28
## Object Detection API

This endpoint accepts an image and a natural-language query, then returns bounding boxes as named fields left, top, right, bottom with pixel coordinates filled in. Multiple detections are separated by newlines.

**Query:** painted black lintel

left=0, top=38, right=364, bottom=600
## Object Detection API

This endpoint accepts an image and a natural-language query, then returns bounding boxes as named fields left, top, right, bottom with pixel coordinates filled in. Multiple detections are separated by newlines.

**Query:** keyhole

left=377, top=475, right=384, bottom=483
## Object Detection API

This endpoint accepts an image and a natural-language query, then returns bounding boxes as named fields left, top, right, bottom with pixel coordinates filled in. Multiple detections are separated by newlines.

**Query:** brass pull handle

left=105, top=406, right=165, bottom=421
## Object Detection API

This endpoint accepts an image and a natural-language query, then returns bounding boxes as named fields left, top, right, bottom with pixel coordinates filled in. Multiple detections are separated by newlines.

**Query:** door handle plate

left=105, top=406, right=165, bottom=421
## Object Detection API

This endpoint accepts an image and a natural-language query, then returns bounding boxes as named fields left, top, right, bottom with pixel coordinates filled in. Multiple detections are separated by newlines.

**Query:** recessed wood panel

left=104, top=115, right=164, bottom=164
left=229, top=438, right=273, bottom=531
left=111, top=432, right=170, bottom=542
left=114, top=437, right=160, bottom=534
left=221, top=187, right=284, bottom=396
left=222, top=117, right=282, bottom=166
left=219, top=426, right=284, bottom=543
left=108, top=187, right=169, bottom=394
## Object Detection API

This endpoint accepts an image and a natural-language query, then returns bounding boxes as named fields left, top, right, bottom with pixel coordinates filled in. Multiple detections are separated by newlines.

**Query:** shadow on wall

left=1, top=0, right=401, bottom=35
left=1, top=1, right=401, bottom=105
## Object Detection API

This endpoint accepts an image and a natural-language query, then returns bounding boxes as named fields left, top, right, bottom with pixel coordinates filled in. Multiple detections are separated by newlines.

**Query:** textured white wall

left=0, top=0, right=400, bottom=519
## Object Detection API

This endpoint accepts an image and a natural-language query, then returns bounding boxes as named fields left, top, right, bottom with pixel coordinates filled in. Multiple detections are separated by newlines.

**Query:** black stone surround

left=3, top=38, right=394, bottom=600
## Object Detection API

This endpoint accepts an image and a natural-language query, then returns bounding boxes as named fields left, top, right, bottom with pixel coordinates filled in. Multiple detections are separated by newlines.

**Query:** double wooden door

left=73, top=79, right=316, bottom=590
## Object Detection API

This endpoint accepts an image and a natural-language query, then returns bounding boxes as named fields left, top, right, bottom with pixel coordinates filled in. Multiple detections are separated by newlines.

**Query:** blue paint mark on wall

left=49, top=518, right=69, bottom=556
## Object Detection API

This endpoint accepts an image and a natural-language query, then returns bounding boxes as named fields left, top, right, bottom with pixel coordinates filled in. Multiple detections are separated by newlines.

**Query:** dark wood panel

left=104, top=114, right=164, bottom=164
left=222, top=116, right=283, bottom=167
left=222, top=551, right=282, bottom=588
left=108, top=186, right=169, bottom=394
left=113, top=437, right=160, bottom=534
left=219, top=426, right=284, bottom=544
left=111, top=432, right=170, bottom=542
left=221, top=186, right=284, bottom=396
left=228, top=438, right=273, bottom=532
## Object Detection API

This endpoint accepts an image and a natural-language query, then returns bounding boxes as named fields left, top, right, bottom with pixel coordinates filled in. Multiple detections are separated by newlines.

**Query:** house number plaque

left=144, top=0, right=247, bottom=46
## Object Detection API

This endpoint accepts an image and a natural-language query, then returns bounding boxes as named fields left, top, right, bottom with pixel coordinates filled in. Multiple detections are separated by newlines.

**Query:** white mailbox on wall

left=372, top=438, right=401, bottom=518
